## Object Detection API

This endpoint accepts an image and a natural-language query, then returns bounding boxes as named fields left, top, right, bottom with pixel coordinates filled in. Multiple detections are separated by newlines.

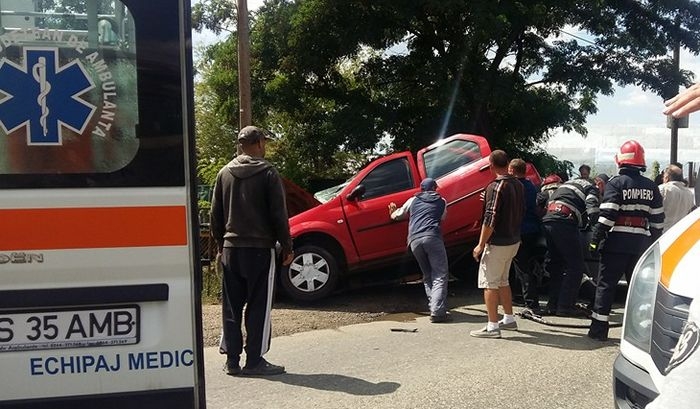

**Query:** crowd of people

left=390, top=138, right=687, bottom=343
left=208, top=85, right=700, bottom=389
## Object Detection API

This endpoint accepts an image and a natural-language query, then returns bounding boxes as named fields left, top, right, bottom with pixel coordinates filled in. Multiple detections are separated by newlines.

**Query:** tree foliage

left=193, top=0, right=700, bottom=182
left=192, top=0, right=237, bottom=35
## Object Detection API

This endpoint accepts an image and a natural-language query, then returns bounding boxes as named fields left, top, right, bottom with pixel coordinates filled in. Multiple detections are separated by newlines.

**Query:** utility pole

left=237, top=0, right=252, bottom=131
left=667, top=14, right=690, bottom=165
left=87, top=0, right=98, bottom=48
left=670, top=22, right=680, bottom=165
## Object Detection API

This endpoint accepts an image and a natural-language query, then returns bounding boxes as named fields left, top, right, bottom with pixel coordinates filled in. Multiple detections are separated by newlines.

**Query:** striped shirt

left=482, top=174, right=525, bottom=246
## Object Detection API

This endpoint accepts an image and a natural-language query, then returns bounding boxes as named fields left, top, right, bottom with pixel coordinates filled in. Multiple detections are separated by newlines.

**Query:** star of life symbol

left=0, top=47, right=96, bottom=145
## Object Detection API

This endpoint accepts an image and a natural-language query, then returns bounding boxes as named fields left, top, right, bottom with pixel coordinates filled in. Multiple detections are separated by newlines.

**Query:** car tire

left=279, top=244, right=340, bottom=302
left=449, top=253, right=478, bottom=281
left=510, top=249, right=548, bottom=292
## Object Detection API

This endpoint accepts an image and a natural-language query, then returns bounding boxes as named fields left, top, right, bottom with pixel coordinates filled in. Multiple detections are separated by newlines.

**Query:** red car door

left=417, top=134, right=494, bottom=247
left=341, top=153, right=420, bottom=262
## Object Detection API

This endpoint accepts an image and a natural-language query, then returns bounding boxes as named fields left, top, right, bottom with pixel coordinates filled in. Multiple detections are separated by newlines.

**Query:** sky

left=547, top=48, right=700, bottom=176
left=192, top=1, right=700, bottom=175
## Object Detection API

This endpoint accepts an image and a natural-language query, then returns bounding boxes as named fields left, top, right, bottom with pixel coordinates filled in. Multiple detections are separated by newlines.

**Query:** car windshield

left=422, top=139, right=482, bottom=179
left=314, top=180, right=350, bottom=203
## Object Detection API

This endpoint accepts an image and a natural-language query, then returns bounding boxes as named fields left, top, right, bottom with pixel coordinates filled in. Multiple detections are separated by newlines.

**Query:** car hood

left=283, top=178, right=321, bottom=217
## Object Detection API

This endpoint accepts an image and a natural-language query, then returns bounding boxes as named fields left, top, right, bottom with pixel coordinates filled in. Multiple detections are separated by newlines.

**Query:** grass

left=201, top=263, right=223, bottom=305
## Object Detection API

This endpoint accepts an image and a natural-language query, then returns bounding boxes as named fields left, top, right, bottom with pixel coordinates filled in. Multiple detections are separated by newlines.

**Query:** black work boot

left=224, top=356, right=241, bottom=376
left=587, top=318, right=609, bottom=341
left=241, top=358, right=285, bottom=376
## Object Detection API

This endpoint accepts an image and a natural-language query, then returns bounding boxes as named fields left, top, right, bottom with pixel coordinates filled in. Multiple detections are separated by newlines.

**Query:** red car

left=281, top=134, right=541, bottom=301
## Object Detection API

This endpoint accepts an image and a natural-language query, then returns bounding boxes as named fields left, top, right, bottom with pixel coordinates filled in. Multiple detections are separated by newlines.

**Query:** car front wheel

left=280, top=244, right=339, bottom=302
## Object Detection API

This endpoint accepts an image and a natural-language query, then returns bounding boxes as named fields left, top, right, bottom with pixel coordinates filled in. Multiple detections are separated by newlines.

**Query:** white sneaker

left=498, top=320, right=518, bottom=331
left=469, top=326, right=502, bottom=338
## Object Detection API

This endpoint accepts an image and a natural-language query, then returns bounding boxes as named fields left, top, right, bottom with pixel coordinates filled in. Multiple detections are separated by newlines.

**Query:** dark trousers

left=410, top=236, right=449, bottom=317
left=221, top=247, right=276, bottom=368
left=513, top=232, right=542, bottom=309
left=590, top=251, right=639, bottom=337
left=542, top=221, right=586, bottom=312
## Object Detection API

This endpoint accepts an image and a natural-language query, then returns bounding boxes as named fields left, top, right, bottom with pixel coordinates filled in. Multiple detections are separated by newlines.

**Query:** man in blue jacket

left=509, top=158, right=543, bottom=313
left=389, top=178, right=450, bottom=323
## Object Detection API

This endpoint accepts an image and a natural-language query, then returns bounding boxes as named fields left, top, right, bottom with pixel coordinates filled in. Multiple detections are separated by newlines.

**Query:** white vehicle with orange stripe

left=613, top=207, right=700, bottom=408
left=0, top=1, right=205, bottom=408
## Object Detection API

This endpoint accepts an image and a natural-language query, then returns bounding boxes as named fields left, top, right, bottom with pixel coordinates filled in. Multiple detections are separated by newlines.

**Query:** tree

left=194, top=0, right=700, bottom=182
left=35, top=0, right=115, bottom=29
left=192, top=0, right=237, bottom=35
left=651, top=160, right=662, bottom=182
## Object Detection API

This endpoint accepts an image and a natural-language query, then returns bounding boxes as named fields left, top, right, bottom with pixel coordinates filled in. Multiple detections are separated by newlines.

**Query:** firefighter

left=541, top=173, right=600, bottom=316
left=536, top=174, right=563, bottom=212
left=588, top=140, right=665, bottom=341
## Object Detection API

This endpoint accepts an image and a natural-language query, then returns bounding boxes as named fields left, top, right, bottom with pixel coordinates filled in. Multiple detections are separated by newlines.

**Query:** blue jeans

left=410, top=236, right=449, bottom=317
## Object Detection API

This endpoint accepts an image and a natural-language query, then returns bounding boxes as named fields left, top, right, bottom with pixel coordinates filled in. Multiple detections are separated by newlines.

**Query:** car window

left=314, top=181, right=350, bottom=203
left=422, top=139, right=482, bottom=180
left=360, top=157, right=413, bottom=200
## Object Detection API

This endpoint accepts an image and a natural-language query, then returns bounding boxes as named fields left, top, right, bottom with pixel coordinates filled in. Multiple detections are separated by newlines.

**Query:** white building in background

left=545, top=124, right=700, bottom=178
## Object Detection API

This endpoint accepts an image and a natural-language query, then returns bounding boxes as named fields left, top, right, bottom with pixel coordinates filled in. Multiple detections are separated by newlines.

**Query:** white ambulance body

left=0, top=1, right=205, bottom=408
left=613, top=207, right=700, bottom=408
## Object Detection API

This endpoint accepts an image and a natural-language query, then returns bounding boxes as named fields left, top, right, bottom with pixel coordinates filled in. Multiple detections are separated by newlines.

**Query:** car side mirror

left=346, top=185, right=366, bottom=201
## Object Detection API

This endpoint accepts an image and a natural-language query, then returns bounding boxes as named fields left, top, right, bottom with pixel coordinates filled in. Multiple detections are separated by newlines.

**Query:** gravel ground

left=201, top=281, right=436, bottom=348
left=201, top=278, right=625, bottom=348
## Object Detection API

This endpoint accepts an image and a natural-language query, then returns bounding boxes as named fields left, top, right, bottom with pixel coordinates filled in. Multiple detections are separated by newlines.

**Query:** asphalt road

left=204, top=284, right=625, bottom=409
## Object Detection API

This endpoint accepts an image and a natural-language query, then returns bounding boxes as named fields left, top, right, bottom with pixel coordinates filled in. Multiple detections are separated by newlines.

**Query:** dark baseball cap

left=420, top=178, right=438, bottom=191
left=238, top=126, right=275, bottom=143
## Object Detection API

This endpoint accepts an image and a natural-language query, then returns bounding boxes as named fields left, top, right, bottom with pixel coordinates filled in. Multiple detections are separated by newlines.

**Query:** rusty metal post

left=237, top=0, right=251, bottom=130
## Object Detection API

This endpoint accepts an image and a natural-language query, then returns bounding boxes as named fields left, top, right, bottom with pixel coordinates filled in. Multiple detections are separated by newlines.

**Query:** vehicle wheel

left=529, top=252, right=548, bottom=288
left=449, top=253, right=478, bottom=281
left=510, top=251, right=548, bottom=291
left=279, top=244, right=340, bottom=302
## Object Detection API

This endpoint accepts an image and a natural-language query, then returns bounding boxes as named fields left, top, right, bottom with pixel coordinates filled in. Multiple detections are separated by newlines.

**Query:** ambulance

left=613, top=206, right=700, bottom=408
left=0, top=1, right=205, bottom=407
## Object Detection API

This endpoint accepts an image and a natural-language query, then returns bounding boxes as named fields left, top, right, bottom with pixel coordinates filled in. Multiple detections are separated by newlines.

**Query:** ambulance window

left=0, top=0, right=186, bottom=188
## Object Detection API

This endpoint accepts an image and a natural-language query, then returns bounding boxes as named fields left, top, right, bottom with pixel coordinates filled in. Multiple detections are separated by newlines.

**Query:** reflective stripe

left=618, top=152, right=635, bottom=161
left=586, top=194, right=598, bottom=202
left=650, top=222, right=665, bottom=229
left=600, top=202, right=620, bottom=210
left=610, top=225, right=650, bottom=235
left=591, top=312, right=609, bottom=322
left=0, top=206, right=188, bottom=250
left=560, top=184, right=585, bottom=200
left=661, top=217, right=700, bottom=287
left=588, top=207, right=599, bottom=213
left=261, top=248, right=276, bottom=355
left=650, top=207, right=664, bottom=215
left=552, top=200, right=582, bottom=222
left=620, top=203, right=651, bottom=212
left=599, top=217, right=615, bottom=227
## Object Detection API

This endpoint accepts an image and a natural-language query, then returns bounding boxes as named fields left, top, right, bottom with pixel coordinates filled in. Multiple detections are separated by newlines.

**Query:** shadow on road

left=506, top=328, right=620, bottom=350
left=263, top=373, right=400, bottom=396
left=275, top=279, right=483, bottom=314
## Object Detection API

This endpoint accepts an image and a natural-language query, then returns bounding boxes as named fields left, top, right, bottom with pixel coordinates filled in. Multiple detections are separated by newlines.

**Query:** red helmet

left=615, top=140, right=646, bottom=168
left=542, top=174, right=563, bottom=186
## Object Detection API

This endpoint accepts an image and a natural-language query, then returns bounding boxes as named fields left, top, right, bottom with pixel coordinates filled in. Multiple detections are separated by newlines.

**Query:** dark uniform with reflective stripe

left=542, top=178, right=600, bottom=314
left=588, top=167, right=664, bottom=339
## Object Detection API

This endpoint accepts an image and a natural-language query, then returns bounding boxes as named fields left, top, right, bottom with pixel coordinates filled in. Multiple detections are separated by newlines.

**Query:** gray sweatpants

left=410, top=236, right=449, bottom=317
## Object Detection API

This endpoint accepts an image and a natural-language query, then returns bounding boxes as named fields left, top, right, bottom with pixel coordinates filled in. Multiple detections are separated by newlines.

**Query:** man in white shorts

left=471, top=150, right=525, bottom=338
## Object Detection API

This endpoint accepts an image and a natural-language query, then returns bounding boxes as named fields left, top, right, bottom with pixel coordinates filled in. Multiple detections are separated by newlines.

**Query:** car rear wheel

left=510, top=251, right=548, bottom=291
left=280, top=244, right=339, bottom=302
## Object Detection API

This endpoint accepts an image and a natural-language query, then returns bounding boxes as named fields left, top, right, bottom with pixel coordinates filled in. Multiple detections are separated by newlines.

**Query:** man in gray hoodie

left=210, top=126, right=293, bottom=377
left=389, top=178, right=450, bottom=322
